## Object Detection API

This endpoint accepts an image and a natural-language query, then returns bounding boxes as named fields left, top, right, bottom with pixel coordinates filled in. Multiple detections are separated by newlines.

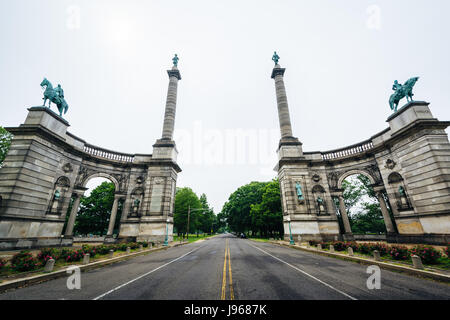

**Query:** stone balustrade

left=84, top=143, right=134, bottom=163
left=321, top=139, right=374, bottom=160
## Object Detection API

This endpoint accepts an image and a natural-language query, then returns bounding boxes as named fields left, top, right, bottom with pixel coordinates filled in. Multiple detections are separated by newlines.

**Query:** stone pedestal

left=0, top=107, right=72, bottom=250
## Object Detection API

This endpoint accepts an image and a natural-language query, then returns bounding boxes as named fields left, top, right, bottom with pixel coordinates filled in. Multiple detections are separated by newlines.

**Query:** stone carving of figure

left=55, top=84, right=64, bottom=99
left=392, top=80, right=402, bottom=92
left=398, top=185, right=409, bottom=207
left=295, top=182, right=304, bottom=200
left=272, top=51, right=280, bottom=65
left=172, top=54, right=179, bottom=67
left=132, top=198, right=141, bottom=215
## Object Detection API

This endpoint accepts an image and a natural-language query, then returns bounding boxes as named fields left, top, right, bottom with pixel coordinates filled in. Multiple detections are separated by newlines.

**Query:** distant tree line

left=221, top=179, right=283, bottom=238
left=173, top=187, right=224, bottom=237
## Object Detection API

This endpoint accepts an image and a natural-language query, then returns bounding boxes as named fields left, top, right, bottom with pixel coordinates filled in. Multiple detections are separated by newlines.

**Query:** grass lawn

left=173, top=233, right=215, bottom=243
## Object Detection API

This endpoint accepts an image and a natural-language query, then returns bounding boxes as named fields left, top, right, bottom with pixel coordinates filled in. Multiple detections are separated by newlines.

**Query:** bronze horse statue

left=389, top=77, right=419, bottom=112
left=40, top=78, right=69, bottom=116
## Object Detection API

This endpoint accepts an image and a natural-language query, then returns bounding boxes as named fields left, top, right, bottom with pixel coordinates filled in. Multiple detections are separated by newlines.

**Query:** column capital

left=114, top=192, right=126, bottom=200
left=72, top=187, right=88, bottom=196
left=271, top=66, right=286, bottom=79
left=167, top=68, right=181, bottom=80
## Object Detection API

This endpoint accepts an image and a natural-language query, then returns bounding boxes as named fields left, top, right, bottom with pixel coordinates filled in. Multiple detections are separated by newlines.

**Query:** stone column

left=376, top=190, right=396, bottom=234
left=338, top=195, right=353, bottom=235
left=271, top=64, right=293, bottom=139
left=64, top=192, right=83, bottom=237
left=161, top=66, right=182, bottom=140
left=107, top=195, right=121, bottom=236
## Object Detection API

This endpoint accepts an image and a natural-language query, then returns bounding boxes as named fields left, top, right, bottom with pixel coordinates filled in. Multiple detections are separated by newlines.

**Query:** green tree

left=221, top=181, right=269, bottom=235
left=73, top=181, right=122, bottom=236
left=199, top=193, right=215, bottom=234
left=173, top=187, right=202, bottom=236
left=0, top=127, right=13, bottom=167
left=342, top=174, right=388, bottom=234
left=249, top=179, right=283, bottom=238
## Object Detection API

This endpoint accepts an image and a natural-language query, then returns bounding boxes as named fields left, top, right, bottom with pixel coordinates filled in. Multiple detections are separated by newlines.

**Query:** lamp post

left=287, top=216, right=294, bottom=245
left=163, top=217, right=170, bottom=246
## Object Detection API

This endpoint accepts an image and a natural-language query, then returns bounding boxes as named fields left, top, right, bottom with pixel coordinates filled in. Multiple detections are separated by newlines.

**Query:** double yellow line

left=221, top=239, right=234, bottom=300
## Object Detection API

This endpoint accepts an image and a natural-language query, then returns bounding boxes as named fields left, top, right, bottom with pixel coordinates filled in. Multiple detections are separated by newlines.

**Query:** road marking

left=227, top=244, right=234, bottom=300
left=92, top=248, right=199, bottom=300
left=249, top=243, right=357, bottom=300
left=221, top=239, right=228, bottom=300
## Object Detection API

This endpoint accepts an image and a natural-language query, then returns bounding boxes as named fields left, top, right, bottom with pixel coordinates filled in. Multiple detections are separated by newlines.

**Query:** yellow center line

left=227, top=243, right=234, bottom=300
left=221, top=239, right=228, bottom=300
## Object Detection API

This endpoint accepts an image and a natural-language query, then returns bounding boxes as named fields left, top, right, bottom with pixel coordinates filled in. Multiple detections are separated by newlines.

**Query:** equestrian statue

left=40, top=78, right=69, bottom=117
left=389, top=77, right=419, bottom=112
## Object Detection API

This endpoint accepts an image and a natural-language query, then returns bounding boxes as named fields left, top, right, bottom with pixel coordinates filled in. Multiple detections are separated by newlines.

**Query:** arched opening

left=63, top=176, right=124, bottom=239
left=332, top=171, right=397, bottom=237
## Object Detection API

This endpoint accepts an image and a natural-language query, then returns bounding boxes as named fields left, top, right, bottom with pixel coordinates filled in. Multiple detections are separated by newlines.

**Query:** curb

left=0, top=241, right=189, bottom=293
left=266, top=241, right=450, bottom=283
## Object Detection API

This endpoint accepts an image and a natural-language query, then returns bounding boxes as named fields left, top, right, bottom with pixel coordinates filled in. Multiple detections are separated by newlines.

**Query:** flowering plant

left=388, top=245, right=410, bottom=260
left=409, top=245, right=442, bottom=264
left=10, top=251, right=40, bottom=272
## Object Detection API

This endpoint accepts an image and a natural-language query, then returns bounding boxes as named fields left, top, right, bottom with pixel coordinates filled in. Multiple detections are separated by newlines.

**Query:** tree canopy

left=71, top=181, right=122, bottom=236
left=221, top=179, right=283, bottom=238
left=0, top=127, right=13, bottom=168
left=341, top=174, right=387, bottom=234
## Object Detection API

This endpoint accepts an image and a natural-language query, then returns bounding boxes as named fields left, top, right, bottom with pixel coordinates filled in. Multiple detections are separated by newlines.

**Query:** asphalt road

left=0, top=233, right=449, bottom=300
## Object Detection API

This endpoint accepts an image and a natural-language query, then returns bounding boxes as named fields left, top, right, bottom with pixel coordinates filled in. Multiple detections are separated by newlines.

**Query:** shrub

left=82, top=245, right=97, bottom=258
left=409, top=245, right=442, bottom=265
left=345, top=242, right=358, bottom=251
left=138, top=241, right=149, bottom=248
left=444, top=246, right=449, bottom=258
left=308, top=240, right=320, bottom=246
left=356, top=243, right=371, bottom=254
left=0, top=257, right=7, bottom=271
left=10, top=251, right=40, bottom=272
left=37, top=248, right=60, bottom=262
left=388, top=245, right=410, bottom=260
left=60, top=249, right=83, bottom=262
left=128, top=242, right=139, bottom=249
left=369, top=243, right=388, bottom=256
left=332, top=241, right=348, bottom=251
left=95, top=245, right=112, bottom=255
left=117, top=243, right=128, bottom=251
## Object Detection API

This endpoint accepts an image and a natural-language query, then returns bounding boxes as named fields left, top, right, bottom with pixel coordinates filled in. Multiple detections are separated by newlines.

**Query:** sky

left=1, top=0, right=450, bottom=212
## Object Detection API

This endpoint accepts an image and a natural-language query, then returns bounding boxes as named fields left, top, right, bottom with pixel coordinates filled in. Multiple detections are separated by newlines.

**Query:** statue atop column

left=389, top=77, right=419, bottom=112
left=40, top=78, right=69, bottom=117
left=272, top=51, right=280, bottom=65
left=172, top=54, right=179, bottom=67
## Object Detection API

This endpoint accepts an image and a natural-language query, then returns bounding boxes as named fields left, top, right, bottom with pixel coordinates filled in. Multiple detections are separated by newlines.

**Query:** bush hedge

left=312, top=241, right=450, bottom=265
left=10, top=251, right=40, bottom=272
left=409, top=245, right=442, bottom=265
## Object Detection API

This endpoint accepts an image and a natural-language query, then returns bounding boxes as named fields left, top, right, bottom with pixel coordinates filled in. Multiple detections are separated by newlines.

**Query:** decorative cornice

left=167, top=69, right=181, bottom=80
left=271, top=67, right=286, bottom=79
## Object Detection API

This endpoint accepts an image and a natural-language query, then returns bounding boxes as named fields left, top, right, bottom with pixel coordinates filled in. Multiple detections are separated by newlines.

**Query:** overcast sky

left=1, top=0, right=450, bottom=212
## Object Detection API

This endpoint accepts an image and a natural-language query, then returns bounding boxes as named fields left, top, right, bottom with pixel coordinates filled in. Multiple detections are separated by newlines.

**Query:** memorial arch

left=271, top=57, right=450, bottom=245
left=0, top=63, right=182, bottom=250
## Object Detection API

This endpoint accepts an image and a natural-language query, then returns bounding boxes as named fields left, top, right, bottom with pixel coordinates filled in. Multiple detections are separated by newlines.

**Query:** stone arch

left=312, top=184, right=325, bottom=193
left=337, top=169, right=376, bottom=189
left=388, top=172, right=404, bottom=184
left=81, top=172, right=120, bottom=191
